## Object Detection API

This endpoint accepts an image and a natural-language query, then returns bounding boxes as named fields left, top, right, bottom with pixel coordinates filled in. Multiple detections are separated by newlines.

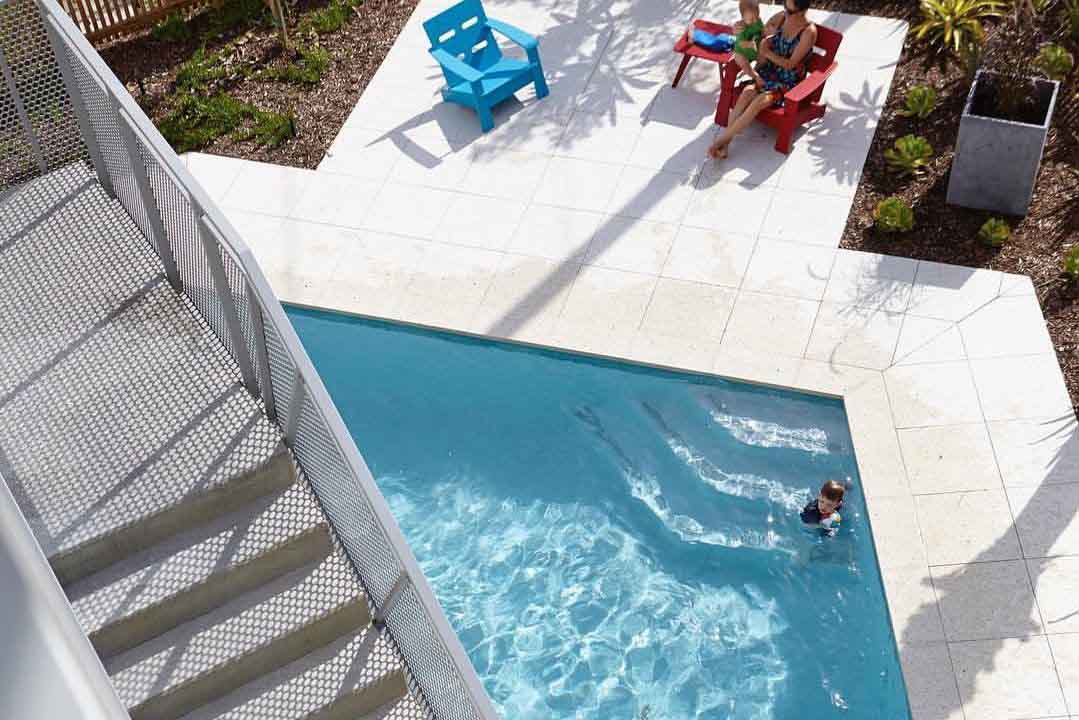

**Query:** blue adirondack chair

left=422, top=0, right=549, bottom=132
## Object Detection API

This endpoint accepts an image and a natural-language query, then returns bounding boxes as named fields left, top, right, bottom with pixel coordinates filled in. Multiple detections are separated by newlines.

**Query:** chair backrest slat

left=808, top=24, right=842, bottom=72
left=423, top=0, right=500, bottom=71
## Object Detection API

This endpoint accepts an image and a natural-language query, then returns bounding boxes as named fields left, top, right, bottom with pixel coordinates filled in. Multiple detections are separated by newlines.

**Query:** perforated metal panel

left=0, top=0, right=84, bottom=187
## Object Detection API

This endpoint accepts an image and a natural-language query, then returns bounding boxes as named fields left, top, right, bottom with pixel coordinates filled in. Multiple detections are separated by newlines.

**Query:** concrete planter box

left=946, top=70, right=1060, bottom=217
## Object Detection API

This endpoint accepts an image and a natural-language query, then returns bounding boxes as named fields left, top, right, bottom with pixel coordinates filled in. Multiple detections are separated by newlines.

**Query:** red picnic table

left=671, top=20, right=740, bottom=128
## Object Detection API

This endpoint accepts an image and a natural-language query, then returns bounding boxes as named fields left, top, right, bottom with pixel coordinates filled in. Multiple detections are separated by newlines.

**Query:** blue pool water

left=286, top=308, right=910, bottom=720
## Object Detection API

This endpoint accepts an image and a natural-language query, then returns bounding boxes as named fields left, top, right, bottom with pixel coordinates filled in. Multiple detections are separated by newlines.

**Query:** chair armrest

left=429, top=48, right=484, bottom=83
left=783, top=62, right=837, bottom=105
left=487, top=18, right=538, bottom=50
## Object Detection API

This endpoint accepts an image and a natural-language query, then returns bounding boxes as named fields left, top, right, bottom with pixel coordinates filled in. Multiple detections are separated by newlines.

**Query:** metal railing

left=5, top=1, right=500, bottom=718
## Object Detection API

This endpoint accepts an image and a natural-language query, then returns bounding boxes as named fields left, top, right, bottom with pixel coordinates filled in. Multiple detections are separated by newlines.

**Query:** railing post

left=196, top=213, right=259, bottom=396
left=42, top=17, right=114, bottom=197
left=245, top=279, right=277, bottom=422
left=0, top=44, right=48, bottom=173
left=283, top=373, right=306, bottom=445
left=117, top=104, right=181, bottom=291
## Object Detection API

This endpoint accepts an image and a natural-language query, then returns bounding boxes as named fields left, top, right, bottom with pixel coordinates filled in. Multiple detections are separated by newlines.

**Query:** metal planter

left=946, top=70, right=1060, bottom=217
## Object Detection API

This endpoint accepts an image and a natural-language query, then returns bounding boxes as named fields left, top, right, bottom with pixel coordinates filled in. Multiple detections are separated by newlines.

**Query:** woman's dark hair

left=789, top=0, right=811, bottom=11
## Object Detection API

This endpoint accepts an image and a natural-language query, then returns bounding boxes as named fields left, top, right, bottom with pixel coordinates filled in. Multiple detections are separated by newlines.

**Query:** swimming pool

left=286, top=307, right=910, bottom=720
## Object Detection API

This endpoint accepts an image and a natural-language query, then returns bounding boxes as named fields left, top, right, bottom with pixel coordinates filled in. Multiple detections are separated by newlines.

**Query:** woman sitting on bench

left=708, top=0, right=817, bottom=160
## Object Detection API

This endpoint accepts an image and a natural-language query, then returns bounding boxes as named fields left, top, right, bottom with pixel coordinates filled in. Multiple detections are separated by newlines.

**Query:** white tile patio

left=185, top=0, right=1079, bottom=717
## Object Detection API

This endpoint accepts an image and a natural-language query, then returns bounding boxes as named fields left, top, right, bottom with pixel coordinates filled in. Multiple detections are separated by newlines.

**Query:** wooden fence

left=58, top=0, right=212, bottom=44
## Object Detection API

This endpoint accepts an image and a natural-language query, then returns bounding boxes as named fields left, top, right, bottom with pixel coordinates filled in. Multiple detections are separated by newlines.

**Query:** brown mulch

left=100, top=0, right=419, bottom=168
left=811, top=0, right=1079, bottom=410
left=99, top=0, right=1079, bottom=406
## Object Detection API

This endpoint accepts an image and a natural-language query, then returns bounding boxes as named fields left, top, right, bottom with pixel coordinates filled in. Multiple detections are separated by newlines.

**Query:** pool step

left=105, top=550, right=372, bottom=720
left=49, top=444, right=296, bottom=587
left=178, top=627, right=411, bottom=720
left=66, top=480, right=329, bottom=658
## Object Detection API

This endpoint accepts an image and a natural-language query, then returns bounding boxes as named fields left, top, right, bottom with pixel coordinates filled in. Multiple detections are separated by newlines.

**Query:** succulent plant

left=914, top=0, right=1003, bottom=69
left=874, top=197, right=915, bottom=233
left=978, top=217, right=1011, bottom=246
left=885, top=135, right=934, bottom=176
left=1065, top=245, right=1079, bottom=280
left=1036, top=44, right=1075, bottom=81
left=899, top=85, right=938, bottom=119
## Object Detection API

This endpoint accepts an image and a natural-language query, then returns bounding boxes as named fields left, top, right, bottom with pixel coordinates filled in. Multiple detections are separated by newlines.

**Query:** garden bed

left=100, top=0, right=418, bottom=168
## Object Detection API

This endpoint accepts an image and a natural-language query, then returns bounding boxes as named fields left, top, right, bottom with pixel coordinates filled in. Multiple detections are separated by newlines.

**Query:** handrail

left=33, top=2, right=500, bottom=718
left=0, top=472, right=131, bottom=720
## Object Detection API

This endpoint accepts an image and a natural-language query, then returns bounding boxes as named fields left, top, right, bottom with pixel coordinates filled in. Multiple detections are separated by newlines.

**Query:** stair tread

left=106, top=549, right=366, bottom=711
left=67, top=479, right=326, bottom=641
left=178, top=627, right=411, bottom=720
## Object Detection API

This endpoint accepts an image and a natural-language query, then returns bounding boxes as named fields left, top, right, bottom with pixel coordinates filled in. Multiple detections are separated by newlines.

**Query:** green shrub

left=978, top=217, right=1011, bottom=246
left=151, top=11, right=192, bottom=42
left=1065, top=245, right=1079, bottom=280
left=159, top=93, right=295, bottom=152
left=899, top=85, right=938, bottom=119
left=261, top=45, right=330, bottom=85
left=298, top=0, right=362, bottom=35
left=174, top=47, right=228, bottom=93
left=204, top=0, right=267, bottom=37
left=914, top=0, right=1003, bottom=69
left=1036, top=43, right=1075, bottom=80
left=885, top=135, right=934, bottom=176
left=874, top=197, right=915, bottom=233
left=1066, top=0, right=1079, bottom=41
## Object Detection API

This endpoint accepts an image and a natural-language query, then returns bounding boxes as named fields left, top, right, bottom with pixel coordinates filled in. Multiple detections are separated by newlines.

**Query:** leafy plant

left=151, top=11, right=192, bottom=42
left=1036, top=43, right=1075, bottom=80
left=159, top=93, right=295, bottom=152
left=885, top=135, right=934, bottom=176
left=914, top=0, right=1004, bottom=69
left=1066, top=0, right=1079, bottom=41
left=204, top=0, right=267, bottom=37
left=1065, top=245, right=1079, bottom=280
left=298, top=0, right=363, bottom=35
left=899, top=85, right=938, bottom=119
left=174, top=47, right=229, bottom=93
left=261, top=45, right=330, bottom=85
left=979, top=217, right=1011, bottom=246
left=874, top=197, right=915, bottom=233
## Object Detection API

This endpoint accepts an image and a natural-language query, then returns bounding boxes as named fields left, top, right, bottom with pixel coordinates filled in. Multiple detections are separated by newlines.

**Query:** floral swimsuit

left=756, top=22, right=809, bottom=106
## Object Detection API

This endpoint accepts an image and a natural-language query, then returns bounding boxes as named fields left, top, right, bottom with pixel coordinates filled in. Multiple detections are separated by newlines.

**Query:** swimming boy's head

left=739, top=0, right=760, bottom=23
left=817, top=480, right=845, bottom=515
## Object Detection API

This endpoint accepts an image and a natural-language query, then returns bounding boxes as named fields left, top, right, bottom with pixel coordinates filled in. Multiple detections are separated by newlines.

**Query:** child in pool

left=685, top=0, right=766, bottom=88
left=800, top=479, right=845, bottom=536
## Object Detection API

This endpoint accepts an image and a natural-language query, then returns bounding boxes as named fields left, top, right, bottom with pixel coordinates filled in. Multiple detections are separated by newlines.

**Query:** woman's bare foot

left=708, top=137, right=729, bottom=160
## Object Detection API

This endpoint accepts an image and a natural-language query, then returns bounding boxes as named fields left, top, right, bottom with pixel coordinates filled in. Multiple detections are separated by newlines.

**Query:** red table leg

left=672, top=54, right=692, bottom=88
left=714, top=59, right=737, bottom=126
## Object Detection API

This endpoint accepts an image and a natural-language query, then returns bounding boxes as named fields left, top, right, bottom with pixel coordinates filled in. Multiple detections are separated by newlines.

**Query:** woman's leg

left=709, top=89, right=774, bottom=158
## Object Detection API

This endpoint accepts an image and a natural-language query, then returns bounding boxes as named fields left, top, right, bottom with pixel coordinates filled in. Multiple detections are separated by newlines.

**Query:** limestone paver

left=971, top=355, right=1074, bottom=422
left=907, top=262, right=1002, bottom=322
left=950, top=637, right=1067, bottom=720
left=916, top=490, right=1022, bottom=565
left=722, top=291, right=820, bottom=357
left=288, top=173, right=382, bottom=229
left=1047, top=633, right=1079, bottom=713
left=183, top=152, right=246, bottom=201
left=1008, top=484, right=1079, bottom=558
left=533, top=156, right=624, bottom=212
left=585, top=216, right=677, bottom=275
left=898, top=643, right=964, bottom=720
left=959, top=295, right=1054, bottom=359
left=759, top=189, right=854, bottom=247
left=639, top=277, right=737, bottom=342
left=742, top=238, right=836, bottom=300
left=605, top=166, right=696, bottom=224
left=930, top=560, right=1043, bottom=641
left=805, top=302, right=904, bottom=370
left=881, top=565, right=945, bottom=645
left=898, top=424, right=1002, bottom=494
left=893, top=316, right=966, bottom=366
left=179, top=2, right=1079, bottom=717
left=988, top=416, right=1079, bottom=487
left=884, top=362, right=984, bottom=428
left=661, top=227, right=756, bottom=288
left=1027, top=556, right=1079, bottom=634
left=824, top=250, right=917, bottom=312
